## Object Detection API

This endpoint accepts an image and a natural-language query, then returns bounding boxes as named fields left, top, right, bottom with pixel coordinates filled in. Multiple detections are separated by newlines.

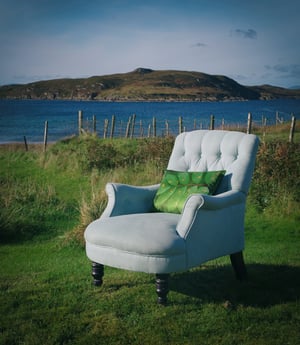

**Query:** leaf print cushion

left=153, top=170, right=226, bottom=214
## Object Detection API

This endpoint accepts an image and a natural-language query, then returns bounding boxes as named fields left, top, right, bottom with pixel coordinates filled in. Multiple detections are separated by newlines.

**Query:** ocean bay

left=0, top=99, right=299, bottom=143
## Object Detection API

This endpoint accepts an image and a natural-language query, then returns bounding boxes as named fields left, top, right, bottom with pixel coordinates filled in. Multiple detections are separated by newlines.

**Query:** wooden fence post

left=276, top=111, right=283, bottom=125
left=130, top=114, right=136, bottom=138
left=152, top=117, right=156, bottom=137
left=110, top=115, right=115, bottom=139
left=103, top=119, right=109, bottom=139
left=24, top=136, right=28, bottom=151
left=178, top=116, right=183, bottom=134
left=139, top=120, right=144, bottom=138
left=125, top=116, right=131, bottom=138
left=78, top=110, right=83, bottom=135
left=165, top=120, right=169, bottom=136
left=289, top=114, right=296, bottom=143
left=210, top=114, right=215, bottom=130
left=43, top=120, right=48, bottom=152
left=247, top=112, right=252, bottom=134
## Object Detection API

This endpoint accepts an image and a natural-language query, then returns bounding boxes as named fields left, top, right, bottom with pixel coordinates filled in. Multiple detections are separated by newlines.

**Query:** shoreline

left=0, top=97, right=254, bottom=103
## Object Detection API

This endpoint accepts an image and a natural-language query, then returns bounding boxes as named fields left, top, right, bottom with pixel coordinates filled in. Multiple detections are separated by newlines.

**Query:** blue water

left=0, top=99, right=299, bottom=143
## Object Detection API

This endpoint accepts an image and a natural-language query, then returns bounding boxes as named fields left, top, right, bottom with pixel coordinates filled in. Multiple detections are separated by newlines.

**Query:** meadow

left=0, top=125, right=299, bottom=345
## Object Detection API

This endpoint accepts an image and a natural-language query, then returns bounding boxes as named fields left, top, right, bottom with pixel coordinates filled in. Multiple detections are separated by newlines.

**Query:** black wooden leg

left=230, top=251, right=247, bottom=281
left=155, top=274, right=169, bottom=305
left=92, top=262, right=104, bottom=286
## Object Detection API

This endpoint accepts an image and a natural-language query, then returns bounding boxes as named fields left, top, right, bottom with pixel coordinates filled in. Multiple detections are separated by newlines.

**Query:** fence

left=22, top=111, right=297, bottom=151
left=77, top=111, right=297, bottom=143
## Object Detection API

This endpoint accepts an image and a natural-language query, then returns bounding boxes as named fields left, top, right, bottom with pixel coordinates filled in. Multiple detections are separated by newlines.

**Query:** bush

left=249, top=140, right=300, bottom=216
left=64, top=136, right=300, bottom=244
left=136, top=136, right=175, bottom=171
left=2, top=135, right=299, bottom=245
left=47, top=135, right=175, bottom=173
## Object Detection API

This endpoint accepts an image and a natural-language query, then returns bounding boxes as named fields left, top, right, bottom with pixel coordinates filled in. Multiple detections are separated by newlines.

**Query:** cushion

left=153, top=170, right=226, bottom=214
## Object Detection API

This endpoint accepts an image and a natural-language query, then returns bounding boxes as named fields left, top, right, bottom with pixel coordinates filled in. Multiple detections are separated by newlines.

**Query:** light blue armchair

left=84, top=130, right=259, bottom=304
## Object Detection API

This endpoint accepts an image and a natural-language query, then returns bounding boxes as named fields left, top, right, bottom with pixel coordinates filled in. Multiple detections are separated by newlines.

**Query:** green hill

left=1, top=68, right=300, bottom=101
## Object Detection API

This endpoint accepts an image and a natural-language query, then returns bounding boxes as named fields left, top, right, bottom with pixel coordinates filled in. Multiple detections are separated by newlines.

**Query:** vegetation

left=0, top=125, right=299, bottom=344
left=1, top=68, right=300, bottom=101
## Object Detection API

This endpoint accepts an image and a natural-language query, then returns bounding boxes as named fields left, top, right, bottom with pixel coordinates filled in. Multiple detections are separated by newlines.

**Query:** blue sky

left=0, top=0, right=299, bottom=87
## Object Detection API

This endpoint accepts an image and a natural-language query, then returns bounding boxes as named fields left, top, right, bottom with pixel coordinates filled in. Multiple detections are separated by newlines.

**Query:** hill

left=1, top=68, right=300, bottom=101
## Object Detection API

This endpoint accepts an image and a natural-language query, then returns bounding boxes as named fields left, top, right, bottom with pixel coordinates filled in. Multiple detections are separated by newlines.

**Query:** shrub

left=136, top=136, right=175, bottom=171
left=2, top=134, right=299, bottom=245
left=85, top=140, right=118, bottom=170
left=249, top=140, right=300, bottom=216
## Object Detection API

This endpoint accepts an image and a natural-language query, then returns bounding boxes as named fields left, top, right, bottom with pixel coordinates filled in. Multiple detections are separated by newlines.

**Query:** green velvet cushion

left=153, top=170, right=226, bottom=214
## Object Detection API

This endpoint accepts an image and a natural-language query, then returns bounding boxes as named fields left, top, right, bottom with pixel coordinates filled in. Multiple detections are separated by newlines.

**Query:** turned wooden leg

left=230, top=251, right=247, bottom=281
left=155, top=274, right=169, bottom=305
left=92, top=262, right=104, bottom=286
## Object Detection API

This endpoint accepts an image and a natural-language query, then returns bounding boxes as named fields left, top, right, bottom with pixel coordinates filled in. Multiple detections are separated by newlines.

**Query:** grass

left=0, top=129, right=300, bottom=345
left=1, top=219, right=299, bottom=345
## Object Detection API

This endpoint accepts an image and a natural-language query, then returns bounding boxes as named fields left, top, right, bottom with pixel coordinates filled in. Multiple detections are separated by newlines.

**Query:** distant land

left=1, top=68, right=300, bottom=102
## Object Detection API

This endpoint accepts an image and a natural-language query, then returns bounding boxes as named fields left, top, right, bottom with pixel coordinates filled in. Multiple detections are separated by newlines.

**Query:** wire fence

left=22, top=110, right=297, bottom=151
left=78, top=111, right=297, bottom=142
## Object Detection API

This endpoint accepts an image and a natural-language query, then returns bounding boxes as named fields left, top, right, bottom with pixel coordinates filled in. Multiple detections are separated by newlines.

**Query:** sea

left=0, top=99, right=299, bottom=143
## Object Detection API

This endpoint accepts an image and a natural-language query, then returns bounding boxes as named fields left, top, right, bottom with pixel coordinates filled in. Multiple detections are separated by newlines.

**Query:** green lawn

left=0, top=135, right=299, bottom=345
left=1, top=215, right=299, bottom=345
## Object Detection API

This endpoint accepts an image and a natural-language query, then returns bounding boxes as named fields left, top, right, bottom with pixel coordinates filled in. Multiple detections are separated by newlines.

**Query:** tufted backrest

left=167, top=130, right=259, bottom=194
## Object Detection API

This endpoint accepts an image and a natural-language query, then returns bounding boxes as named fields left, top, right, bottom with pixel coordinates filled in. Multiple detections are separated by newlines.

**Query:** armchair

left=84, top=130, right=259, bottom=304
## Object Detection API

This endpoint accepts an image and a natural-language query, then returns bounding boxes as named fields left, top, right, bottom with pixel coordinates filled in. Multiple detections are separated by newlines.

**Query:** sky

left=0, top=0, right=299, bottom=88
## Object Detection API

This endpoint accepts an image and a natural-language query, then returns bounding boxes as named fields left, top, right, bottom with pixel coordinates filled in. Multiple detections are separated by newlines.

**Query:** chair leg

left=230, top=251, right=247, bottom=281
left=155, top=274, right=169, bottom=305
left=92, top=262, right=104, bottom=286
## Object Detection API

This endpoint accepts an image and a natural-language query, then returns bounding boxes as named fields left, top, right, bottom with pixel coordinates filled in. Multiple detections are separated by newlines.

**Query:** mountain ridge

left=1, top=68, right=299, bottom=101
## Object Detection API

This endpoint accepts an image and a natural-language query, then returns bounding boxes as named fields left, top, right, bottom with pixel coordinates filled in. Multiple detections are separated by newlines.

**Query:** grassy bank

left=0, top=127, right=299, bottom=345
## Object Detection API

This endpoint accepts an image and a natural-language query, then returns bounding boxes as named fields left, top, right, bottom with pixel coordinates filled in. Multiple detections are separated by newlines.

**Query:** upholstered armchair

left=84, top=130, right=259, bottom=304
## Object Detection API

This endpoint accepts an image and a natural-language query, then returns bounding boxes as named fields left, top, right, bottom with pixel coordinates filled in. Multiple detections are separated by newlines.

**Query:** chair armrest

left=194, top=190, right=246, bottom=210
left=176, top=190, right=246, bottom=238
left=100, top=183, right=160, bottom=218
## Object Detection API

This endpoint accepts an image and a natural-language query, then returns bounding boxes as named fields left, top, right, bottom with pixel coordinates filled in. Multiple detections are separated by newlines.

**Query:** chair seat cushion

left=85, top=213, right=187, bottom=273
left=85, top=213, right=185, bottom=256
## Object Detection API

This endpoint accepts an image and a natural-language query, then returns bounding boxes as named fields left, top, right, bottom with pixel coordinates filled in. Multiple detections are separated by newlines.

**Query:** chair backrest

left=167, top=130, right=259, bottom=194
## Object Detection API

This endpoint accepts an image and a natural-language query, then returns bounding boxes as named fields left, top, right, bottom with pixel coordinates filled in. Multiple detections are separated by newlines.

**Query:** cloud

left=265, top=64, right=300, bottom=79
left=231, top=29, right=257, bottom=39
left=191, top=42, right=208, bottom=48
